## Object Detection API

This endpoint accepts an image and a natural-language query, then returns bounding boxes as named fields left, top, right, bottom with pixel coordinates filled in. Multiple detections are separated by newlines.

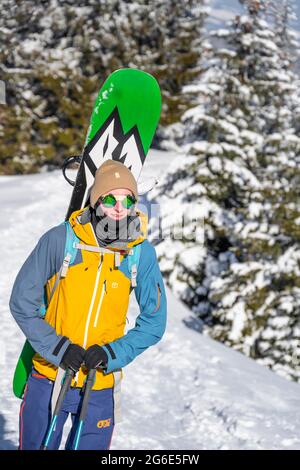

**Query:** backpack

left=39, top=220, right=141, bottom=317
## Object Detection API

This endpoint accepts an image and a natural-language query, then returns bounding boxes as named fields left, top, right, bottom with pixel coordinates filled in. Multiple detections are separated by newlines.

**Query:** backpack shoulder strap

left=127, top=243, right=142, bottom=288
left=61, top=220, right=80, bottom=277
left=39, top=221, right=79, bottom=317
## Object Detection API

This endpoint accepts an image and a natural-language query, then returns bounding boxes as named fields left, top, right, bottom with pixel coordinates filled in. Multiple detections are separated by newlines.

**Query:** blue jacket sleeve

left=102, top=240, right=167, bottom=373
left=9, top=224, right=71, bottom=367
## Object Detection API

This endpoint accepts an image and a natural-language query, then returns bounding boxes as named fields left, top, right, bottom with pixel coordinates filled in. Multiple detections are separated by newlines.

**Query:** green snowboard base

left=13, top=340, right=35, bottom=398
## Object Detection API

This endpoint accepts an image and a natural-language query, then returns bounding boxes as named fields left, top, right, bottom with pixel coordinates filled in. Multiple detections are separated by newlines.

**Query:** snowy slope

left=1, top=149, right=300, bottom=450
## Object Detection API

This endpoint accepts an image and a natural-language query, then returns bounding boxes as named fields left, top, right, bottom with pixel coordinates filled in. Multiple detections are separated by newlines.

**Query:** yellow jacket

left=10, top=205, right=167, bottom=390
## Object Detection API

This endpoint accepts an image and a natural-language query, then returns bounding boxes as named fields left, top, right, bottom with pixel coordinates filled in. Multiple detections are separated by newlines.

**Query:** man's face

left=98, top=188, right=136, bottom=221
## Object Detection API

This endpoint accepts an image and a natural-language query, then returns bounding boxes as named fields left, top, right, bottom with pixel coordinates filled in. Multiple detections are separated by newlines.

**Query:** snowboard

left=13, top=68, right=162, bottom=398
left=65, top=67, right=161, bottom=219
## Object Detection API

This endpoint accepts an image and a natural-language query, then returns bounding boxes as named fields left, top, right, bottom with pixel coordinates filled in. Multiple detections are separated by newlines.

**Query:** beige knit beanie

left=89, top=160, right=138, bottom=208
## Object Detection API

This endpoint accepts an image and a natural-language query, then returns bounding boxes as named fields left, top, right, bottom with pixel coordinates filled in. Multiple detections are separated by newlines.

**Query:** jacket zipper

left=93, top=280, right=107, bottom=328
left=83, top=255, right=103, bottom=349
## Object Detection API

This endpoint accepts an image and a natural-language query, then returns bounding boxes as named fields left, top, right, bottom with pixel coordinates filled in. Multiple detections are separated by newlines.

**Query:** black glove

left=60, top=344, right=85, bottom=373
left=84, top=345, right=108, bottom=371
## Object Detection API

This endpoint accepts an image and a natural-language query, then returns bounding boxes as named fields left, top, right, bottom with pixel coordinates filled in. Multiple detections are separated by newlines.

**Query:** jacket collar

left=68, top=205, right=148, bottom=252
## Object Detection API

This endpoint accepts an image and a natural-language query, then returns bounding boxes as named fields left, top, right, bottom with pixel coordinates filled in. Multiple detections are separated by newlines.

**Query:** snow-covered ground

left=1, top=149, right=300, bottom=450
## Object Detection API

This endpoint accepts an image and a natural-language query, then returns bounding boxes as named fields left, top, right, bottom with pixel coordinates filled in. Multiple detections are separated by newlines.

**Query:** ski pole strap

left=53, top=368, right=74, bottom=417
left=112, top=370, right=122, bottom=423
left=51, top=366, right=66, bottom=416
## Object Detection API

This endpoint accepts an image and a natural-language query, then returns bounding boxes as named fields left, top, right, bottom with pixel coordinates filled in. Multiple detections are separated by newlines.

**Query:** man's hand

left=60, top=344, right=85, bottom=373
left=84, top=345, right=108, bottom=371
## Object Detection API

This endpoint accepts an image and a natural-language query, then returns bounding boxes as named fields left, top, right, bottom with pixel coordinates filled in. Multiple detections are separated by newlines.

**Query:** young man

left=9, top=159, right=167, bottom=450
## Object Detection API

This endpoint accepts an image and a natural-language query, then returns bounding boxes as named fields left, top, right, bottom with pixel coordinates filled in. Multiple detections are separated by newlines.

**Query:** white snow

left=1, top=149, right=300, bottom=450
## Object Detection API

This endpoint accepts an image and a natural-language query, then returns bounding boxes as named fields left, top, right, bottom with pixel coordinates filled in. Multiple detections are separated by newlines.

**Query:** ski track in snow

left=1, top=150, right=300, bottom=450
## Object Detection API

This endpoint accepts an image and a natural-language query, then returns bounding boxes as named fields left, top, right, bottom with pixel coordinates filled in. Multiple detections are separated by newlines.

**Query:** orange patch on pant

left=97, top=418, right=111, bottom=429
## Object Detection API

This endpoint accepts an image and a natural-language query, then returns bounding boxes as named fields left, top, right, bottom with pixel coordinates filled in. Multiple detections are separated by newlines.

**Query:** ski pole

left=41, top=367, right=75, bottom=450
left=73, top=368, right=96, bottom=450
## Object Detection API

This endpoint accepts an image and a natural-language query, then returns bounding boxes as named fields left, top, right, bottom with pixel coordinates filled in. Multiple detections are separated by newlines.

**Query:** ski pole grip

left=86, top=368, right=96, bottom=386
left=65, top=367, right=76, bottom=382
left=52, top=367, right=74, bottom=417
left=78, top=368, right=96, bottom=421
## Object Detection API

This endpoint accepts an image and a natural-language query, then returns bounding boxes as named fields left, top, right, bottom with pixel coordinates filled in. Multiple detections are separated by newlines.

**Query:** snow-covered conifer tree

left=0, top=0, right=209, bottom=173
left=150, top=0, right=300, bottom=381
